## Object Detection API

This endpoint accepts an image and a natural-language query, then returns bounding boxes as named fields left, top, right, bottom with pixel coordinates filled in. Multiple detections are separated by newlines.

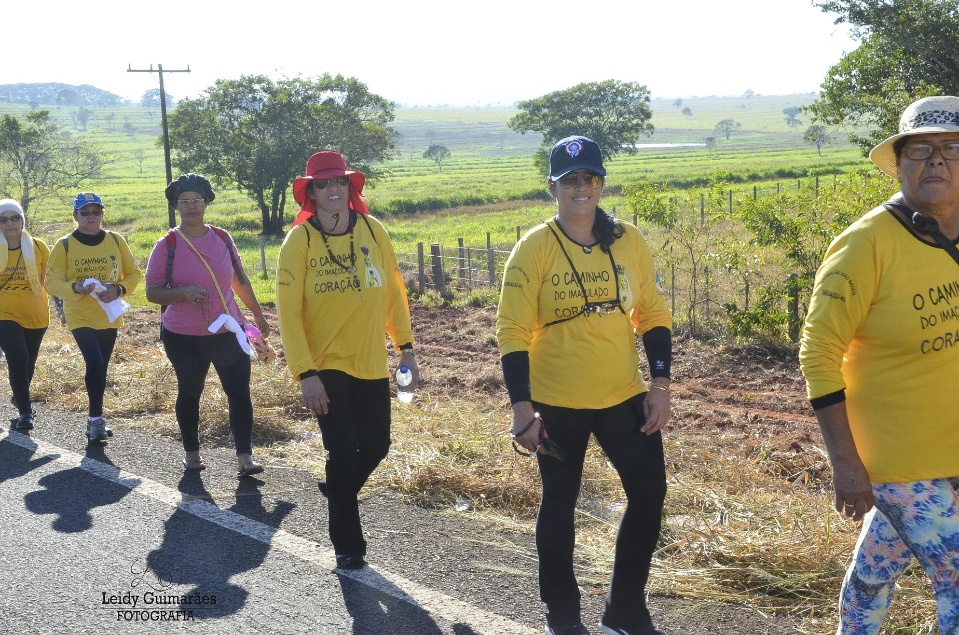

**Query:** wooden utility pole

left=127, top=63, right=190, bottom=227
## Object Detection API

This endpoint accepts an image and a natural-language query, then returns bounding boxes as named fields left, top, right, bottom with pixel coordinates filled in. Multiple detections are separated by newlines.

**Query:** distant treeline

left=0, top=83, right=126, bottom=106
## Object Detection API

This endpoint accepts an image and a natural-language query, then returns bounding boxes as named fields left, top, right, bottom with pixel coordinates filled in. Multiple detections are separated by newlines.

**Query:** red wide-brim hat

left=292, top=151, right=369, bottom=225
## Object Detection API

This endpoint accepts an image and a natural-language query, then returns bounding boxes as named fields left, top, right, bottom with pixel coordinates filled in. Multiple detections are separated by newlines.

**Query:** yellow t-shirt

left=801, top=204, right=959, bottom=482
left=0, top=239, right=50, bottom=329
left=497, top=220, right=671, bottom=409
left=45, top=231, right=142, bottom=329
left=276, top=215, right=414, bottom=380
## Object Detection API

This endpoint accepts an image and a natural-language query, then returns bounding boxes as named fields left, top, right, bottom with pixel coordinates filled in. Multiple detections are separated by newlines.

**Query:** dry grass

left=25, top=305, right=939, bottom=634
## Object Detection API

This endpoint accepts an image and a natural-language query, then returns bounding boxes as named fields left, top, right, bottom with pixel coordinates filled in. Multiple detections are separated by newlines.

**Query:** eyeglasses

left=313, top=176, right=350, bottom=189
left=77, top=209, right=103, bottom=217
left=555, top=172, right=603, bottom=189
left=903, top=142, right=959, bottom=161
left=0, top=215, right=21, bottom=224
left=177, top=198, right=205, bottom=207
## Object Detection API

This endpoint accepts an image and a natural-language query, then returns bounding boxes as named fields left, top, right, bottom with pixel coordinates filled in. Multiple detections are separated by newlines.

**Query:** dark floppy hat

left=165, top=173, right=216, bottom=204
left=548, top=136, right=606, bottom=180
left=869, top=96, right=959, bottom=178
left=292, top=151, right=369, bottom=225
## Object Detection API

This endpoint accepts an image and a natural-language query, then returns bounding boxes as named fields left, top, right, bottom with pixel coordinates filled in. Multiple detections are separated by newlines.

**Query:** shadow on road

left=0, top=432, right=58, bottom=485
left=22, top=443, right=140, bottom=532
left=144, top=473, right=295, bottom=619
left=336, top=568, right=481, bottom=634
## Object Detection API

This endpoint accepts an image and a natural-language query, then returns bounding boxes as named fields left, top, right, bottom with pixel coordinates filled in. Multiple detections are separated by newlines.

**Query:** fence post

left=753, top=185, right=757, bottom=201
left=417, top=242, right=425, bottom=294
left=700, top=193, right=705, bottom=224
left=488, top=245, right=496, bottom=286
left=457, top=237, right=466, bottom=291
left=788, top=273, right=800, bottom=342
left=728, top=190, right=732, bottom=214
left=777, top=183, right=781, bottom=194
left=516, top=225, right=521, bottom=242
left=466, top=247, right=473, bottom=290
left=633, top=212, right=638, bottom=226
left=430, top=243, right=445, bottom=293
left=815, top=175, right=820, bottom=196
left=259, top=235, right=268, bottom=280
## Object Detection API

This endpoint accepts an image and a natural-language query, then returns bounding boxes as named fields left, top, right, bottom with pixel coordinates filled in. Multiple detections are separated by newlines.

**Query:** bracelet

left=510, top=413, right=541, bottom=439
left=650, top=384, right=670, bottom=392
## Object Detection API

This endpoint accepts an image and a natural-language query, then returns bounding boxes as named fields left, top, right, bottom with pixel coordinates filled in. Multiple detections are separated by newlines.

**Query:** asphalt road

left=0, top=403, right=803, bottom=635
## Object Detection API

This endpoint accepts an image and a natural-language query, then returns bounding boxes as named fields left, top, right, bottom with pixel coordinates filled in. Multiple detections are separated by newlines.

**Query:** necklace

left=313, top=214, right=363, bottom=301
left=553, top=215, right=596, bottom=253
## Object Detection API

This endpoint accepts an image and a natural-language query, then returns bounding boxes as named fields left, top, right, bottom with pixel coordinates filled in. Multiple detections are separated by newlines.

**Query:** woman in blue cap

left=497, top=136, right=672, bottom=635
left=46, top=192, right=142, bottom=442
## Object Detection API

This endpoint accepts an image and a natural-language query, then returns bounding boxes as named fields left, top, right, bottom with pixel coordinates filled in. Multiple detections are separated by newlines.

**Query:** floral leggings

left=838, top=479, right=959, bottom=634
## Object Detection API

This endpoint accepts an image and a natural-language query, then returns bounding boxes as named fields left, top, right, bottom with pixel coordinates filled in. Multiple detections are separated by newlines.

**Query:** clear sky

left=6, top=0, right=856, bottom=106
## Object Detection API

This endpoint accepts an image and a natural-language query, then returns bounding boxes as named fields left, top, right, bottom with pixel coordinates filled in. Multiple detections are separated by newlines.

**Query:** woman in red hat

left=277, top=151, right=418, bottom=570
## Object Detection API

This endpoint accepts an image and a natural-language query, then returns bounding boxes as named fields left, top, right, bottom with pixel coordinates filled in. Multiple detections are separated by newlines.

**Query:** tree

left=682, top=107, right=693, bottom=117
left=705, top=137, right=717, bottom=152
left=673, top=98, right=683, bottom=110
left=133, top=149, right=146, bottom=173
left=140, top=89, right=173, bottom=109
left=808, top=0, right=959, bottom=153
left=783, top=106, right=803, bottom=127
left=167, top=74, right=397, bottom=235
left=714, top=119, right=742, bottom=140
left=75, top=107, right=93, bottom=131
left=0, top=110, right=107, bottom=219
left=508, top=80, right=654, bottom=163
left=423, top=144, right=450, bottom=171
left=804, top=125, right=834, bottom=156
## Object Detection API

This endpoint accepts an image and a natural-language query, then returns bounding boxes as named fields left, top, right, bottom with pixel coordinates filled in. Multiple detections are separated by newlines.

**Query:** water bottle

left=244, top=323, right=273, bottom=361
left=396, top=365, right=414, bottom=403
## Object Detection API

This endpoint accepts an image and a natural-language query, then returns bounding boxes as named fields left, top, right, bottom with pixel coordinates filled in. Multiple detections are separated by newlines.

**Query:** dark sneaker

left=547, top=622, right=590, bottom=635
left=334, top=554, right=367, bottom=570
left=317, top=480, right=328, bottom=497
left=15, top=412, right=34, bottom=431
left=599, top=624, right=666, bottom=635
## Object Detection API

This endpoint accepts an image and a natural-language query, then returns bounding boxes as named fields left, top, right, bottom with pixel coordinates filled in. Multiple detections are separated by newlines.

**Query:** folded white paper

left=207, top=313, right=253, bottom=356
left=82, top=278, right=130, bottom=323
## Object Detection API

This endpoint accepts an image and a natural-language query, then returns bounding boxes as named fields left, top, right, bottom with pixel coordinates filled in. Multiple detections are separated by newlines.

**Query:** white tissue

left=82, top=278, right=130, bottom=323
left=207, top=313, right=253, bottom=356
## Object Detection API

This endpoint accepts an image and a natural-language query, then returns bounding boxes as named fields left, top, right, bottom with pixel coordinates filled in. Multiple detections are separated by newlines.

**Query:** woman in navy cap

left=46, top=192, right=142, bottom=442
left=497, top=136, right=672, bottom=635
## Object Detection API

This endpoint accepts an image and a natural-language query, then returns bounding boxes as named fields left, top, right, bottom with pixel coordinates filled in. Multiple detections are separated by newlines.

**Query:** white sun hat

left=869, top=96, right=959, bottom=178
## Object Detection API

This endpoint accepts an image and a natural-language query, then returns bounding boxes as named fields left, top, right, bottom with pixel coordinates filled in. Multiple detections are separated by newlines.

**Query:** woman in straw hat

left=498, top=136, right=671, bottom=635
left=801, top=96, right=959, bottom=633
left=0, top=199, right=49, bottom=432
left=277, top=151, right=417, bottom=571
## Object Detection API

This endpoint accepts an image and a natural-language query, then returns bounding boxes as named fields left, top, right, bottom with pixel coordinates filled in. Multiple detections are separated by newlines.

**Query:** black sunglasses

left=313, top=176, right=350, bottom=189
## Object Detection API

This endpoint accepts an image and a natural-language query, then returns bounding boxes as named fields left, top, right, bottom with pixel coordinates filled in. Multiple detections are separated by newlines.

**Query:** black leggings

left=71, top=327, right=117, bottom=419
left=316, top=369, right=391, bottom=556
left=0, top=320, right=46, bottom=415
left=161, top=329, right=254, bottom=456
left=534, top=393, right=667, bottom=629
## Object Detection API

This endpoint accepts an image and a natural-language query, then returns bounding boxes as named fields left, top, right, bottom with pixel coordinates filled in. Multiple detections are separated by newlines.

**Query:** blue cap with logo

left=548, top=136, right=606, bottom=180
left=73, top=192, right=104, bottom=212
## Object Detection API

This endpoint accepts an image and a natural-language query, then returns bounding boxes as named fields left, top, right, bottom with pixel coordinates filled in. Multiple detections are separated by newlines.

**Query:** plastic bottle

left=396, top=365, right=414, bottom=403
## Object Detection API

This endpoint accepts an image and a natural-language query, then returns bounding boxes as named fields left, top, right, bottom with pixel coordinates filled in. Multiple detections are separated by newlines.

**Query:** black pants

left=316, top=369, right=391, bottom=557
left=71, top=327, right=117, bottom=418
left=161, top=329, right=254, bottom=456
left=534, top=393, right=667, bottom=629
left=0, top=320, right=46, bottom=415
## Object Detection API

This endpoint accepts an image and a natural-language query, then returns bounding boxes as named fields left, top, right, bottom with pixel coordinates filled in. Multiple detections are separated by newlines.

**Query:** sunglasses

left=583, top=300, right=623, bottom=316
left=903, top=142, right=959, bottom=161
left=77, top=209, right=103, bottom=217
left=556, top=172, right=603, bottom=189
left=0, top=215, right=22, bottom=224
left=313, top=176, right=350, bottom=190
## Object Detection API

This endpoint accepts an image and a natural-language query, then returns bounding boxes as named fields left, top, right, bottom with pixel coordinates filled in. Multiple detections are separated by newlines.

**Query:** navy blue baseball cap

left=73, top=192, right=104, bottom=211
left=548, top=136, right=606, bottom=180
